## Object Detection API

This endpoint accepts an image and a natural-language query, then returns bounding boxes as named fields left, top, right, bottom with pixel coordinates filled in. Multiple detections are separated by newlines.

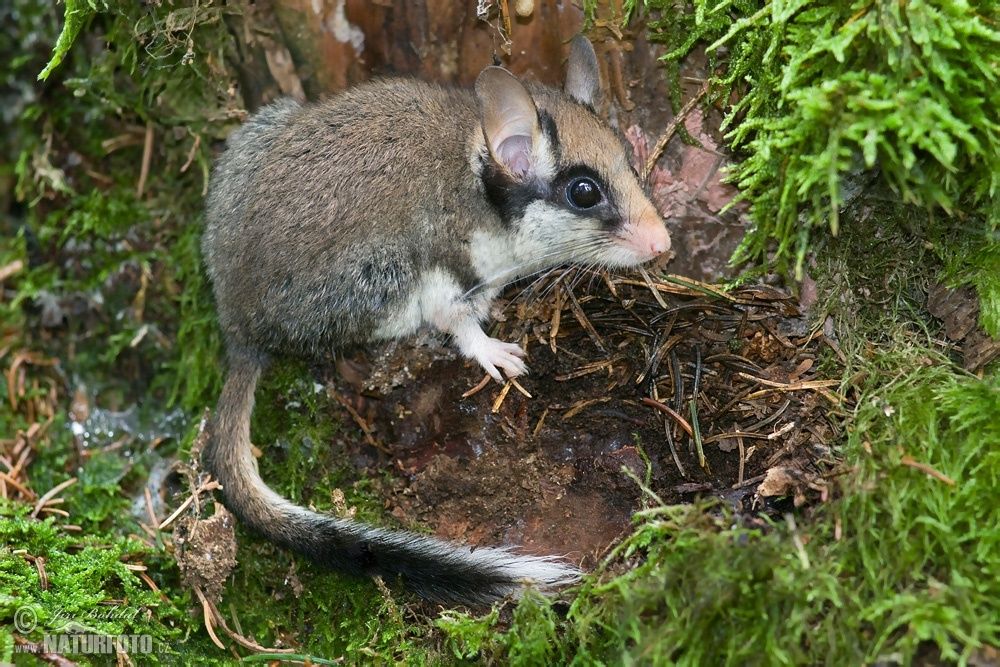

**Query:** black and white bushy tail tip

left=410, top=543, right=583, bottom=605
left=293, top=513, right=583, bottom=605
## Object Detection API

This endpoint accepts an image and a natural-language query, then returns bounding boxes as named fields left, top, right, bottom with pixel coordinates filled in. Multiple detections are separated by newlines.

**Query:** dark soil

left=324, top=271, right=842, bottom=569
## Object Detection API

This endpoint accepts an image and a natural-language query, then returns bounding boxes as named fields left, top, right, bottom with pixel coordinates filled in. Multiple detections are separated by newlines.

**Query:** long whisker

left=531, top=265, right=576, bottom=303
left=460, top=239, right=592, bottom=296
left=497, top=265, right=566, bottom=306
left=504, top=266, right=565, bottom=307
left=461, top=235, right=615, bottom=299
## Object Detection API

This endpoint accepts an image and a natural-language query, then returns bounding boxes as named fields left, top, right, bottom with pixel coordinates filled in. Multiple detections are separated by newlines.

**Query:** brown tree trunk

left=227, top=0, right=596, bottom=108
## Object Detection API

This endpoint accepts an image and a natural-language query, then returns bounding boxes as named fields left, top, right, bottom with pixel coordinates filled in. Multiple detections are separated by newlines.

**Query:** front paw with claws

left=458, top=330, right=528, bottom=382
left=447, top=316, right=528, bottom=381
left=466, top=336, right=527, bottom=381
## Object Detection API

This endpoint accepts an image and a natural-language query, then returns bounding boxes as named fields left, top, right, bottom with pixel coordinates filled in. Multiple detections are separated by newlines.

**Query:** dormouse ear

left=475, top=66, right=541, bottom=179
left=565, top=35, right=601, bottom=107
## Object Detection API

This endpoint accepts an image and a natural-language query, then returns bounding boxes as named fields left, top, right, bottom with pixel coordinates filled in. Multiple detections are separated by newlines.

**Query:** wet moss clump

left=635, top=0, right=999, bottom=332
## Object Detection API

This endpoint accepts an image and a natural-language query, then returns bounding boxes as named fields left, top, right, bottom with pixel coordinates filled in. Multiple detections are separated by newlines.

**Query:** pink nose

left=646, top=223, right=671, bottom=257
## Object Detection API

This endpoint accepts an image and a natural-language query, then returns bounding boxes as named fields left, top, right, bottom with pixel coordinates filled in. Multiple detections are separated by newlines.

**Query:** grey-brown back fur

left=203, top=81, right=494, bottom=358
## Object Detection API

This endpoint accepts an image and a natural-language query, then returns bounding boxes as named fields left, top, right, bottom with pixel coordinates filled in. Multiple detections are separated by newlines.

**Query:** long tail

left=202, top=352, right=580, bottom=604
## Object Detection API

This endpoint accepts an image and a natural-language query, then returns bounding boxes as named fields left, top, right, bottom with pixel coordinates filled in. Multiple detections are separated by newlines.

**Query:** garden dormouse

left=201, top=36, right=671, bottom=604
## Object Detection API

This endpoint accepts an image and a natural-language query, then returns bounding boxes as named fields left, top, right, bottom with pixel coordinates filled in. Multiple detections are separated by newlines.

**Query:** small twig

left=136, top=120, right=154, bottom=199
left=643, top=82, right=710, bottom=181
left=564, top=284, right=607, bottom=354
left=689, top=399, right=708, bottom=473
left=159, top=496, right=195, bottom=531
left=767, top=422, right=796, bottom=440
left=736, top=433, right=746, bottom=486
left=601, top=270, right=618, bottom=299
left=31, top=555, right=48, bottom=590
left=555, top=360, right=614, bottom=381
left=137, top=523, right=158, bottom=541
left=821, top=334, right=848, bottom=364
left=532, top=406, right=549, bottom=437
left=31, top=477, right=77, bottom=518
left=330, top=390, right=388, bottom=454
left=641, top=397, right=693, bottom=437
left=708, top=385, right=756, bottom=420
left=562, top=397, right=611, bottom=420
left=732, top=472, right=767, bottom=489
left=615, top=275, right=738, bottom=302
left=900, top=456, right=955, bottom=486
left=138, top=571, right=168, bottom=602
left=637, top=266, right=668, bottom=309
left=744, top=385, right=840, bottom=401
left=180, top=132, right=201, bottom=173
left=159, top=479, right=221, bottom=530
left=508, top=376, right=532, bottom=399
left=664, top=421, right=687, bottom=478
left=461, top=374, right=492, bottom=398
left=636, top=324, right=680, bottom=387
left=194, top=586, right=226, bottom=650
left=654, top=384, right=687, bottom=478
left=743, top=399, right=791, bottom=433
left=701, top=431, right=773, bottom=444
left=736, top=372, right=840, bottom=392
left=549, top=285, right=562, bottom=353
left=201, top=588, right=296, bottom=654
left=670, top=350, right=684, bottom=412
left=37, top=507, right=69, bottom=517
left=498, top=0, right=512, bottom=40
left=816, top=387, right=844, bottom=406
left=143, top=487, right=158, bottom=528
left=0, top=471, right=35, bottom=499
left=491, top=380, right=514, bottom=413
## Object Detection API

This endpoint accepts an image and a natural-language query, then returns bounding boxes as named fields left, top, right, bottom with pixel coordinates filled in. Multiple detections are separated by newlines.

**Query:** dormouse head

left=472, top=36, right=671, bottom=270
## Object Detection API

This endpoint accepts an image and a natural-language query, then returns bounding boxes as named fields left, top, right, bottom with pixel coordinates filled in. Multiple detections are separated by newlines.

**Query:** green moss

left=249, top=361, right=388, bottom=525
left=437, top=607, right=500, bottom=661
left=36, top=0, right=99, bottom=82
left=841, top=362, right=1000, bottom=660
left=643, top=0, right=999, bottom=292
left=164, top=220, right=223, bottom=411
left=506, top=590, right=562, bottom=666
left=0, top=503, right=190, bottom=664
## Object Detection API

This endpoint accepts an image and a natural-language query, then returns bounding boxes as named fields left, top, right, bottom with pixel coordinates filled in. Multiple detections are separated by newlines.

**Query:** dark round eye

left=567, top=177, right=602, bottom=209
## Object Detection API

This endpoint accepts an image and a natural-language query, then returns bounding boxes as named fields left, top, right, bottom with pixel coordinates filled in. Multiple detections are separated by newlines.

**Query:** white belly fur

left=372, top=267, right=495, bottom=341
